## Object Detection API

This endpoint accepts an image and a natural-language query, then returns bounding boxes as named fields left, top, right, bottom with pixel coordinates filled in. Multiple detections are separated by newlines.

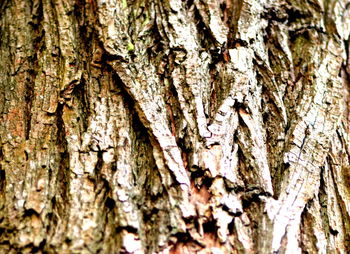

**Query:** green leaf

left=127, top=42, right=135, bottom=51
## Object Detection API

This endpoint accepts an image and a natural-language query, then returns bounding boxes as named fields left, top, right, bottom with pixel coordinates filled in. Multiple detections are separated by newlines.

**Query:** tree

left=1, top=0, right=350, bottom=253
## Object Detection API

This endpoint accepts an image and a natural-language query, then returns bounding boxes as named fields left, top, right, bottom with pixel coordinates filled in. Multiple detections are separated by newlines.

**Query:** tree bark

left=1, top=0, right=350, bottom=253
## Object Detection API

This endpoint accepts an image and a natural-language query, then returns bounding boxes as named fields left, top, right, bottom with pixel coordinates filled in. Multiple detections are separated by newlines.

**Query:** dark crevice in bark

left=190, top=168, right=206, bottom=187
left=262, top=6, right=288, bottom=23
left=71, top=75, right=90, bottom=133
left=141, top=207, right=171, bottom=253
left=299, top=202, right=318, bottom=252
left=201, top=176, right=213, bottom=190
left=115, top=72, right=181, bottom=196
left=329, top=227, right=339, bottom=236
left=55, top=103, right=71, bottom=236
left=328, top=157, right=350, bottom=250
left=228, top=219, right=235, bottom=235
left=95, top=178, right=109, bottom=201
left=169, top=232, right=192, bottom=253
left=208, top=64, right=234, bottom=120
left=318, top=165, right=330, bottom=242
left=110, top=70, right=124, bottom=92
left=225, top=0, right=243, bottom=49
left=47, top=199, right=58, bottom=228
left=235, top=123, right=268, bottom=191
left=0, top=143, right=4, bottom=194
left=104, top=197, right=116, bottom=211
left=166, top=79, right=189, bottom=151
left=0, top=169, right=4, bottom=194
left=191, top=3, right=218, bottom=50
left=259, top=78, right=286, bottom=197
left=240, top=188, right=269, bottom=210
left=341, top=62, right=350, bottom=132
left=234, top=133, right=247, bottom=184
left=344, top=37, right=350, bottom=73
left=94, top=150, right=104, bottom=175
left=246, top=204, right=264, bottom=251
left=208, top=70, right=219, bottom=120
left=127, top=92, right=173, bottom=253
left=101, top=50, right=129, bottom=63
left=230, top=220, right=245, bottom=252
left=116, top=225, right=139, bottom=236
left=30, top=240, right=47, bottom=254
left=0, top=0, right=9, bottom=12
left=24, top=70, right=35, bottom=141
left=285, top=7, right=312, bottom=25
left=0, top=154, right=5, bottom=244
left=26, top=0, right=43, bottom=140
left=203, top=219, right=217, bottom=235
left=23, top=208, right=40, bottom=218
left=165, top=80, right=181, bottom=132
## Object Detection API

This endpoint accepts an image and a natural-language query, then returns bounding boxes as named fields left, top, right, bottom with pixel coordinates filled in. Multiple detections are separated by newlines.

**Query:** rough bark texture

left=1, top=0, right=350, bottom=253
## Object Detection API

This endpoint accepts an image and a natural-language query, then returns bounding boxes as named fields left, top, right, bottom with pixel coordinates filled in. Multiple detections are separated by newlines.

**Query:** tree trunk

left=1, top=0, right=350, bottom=253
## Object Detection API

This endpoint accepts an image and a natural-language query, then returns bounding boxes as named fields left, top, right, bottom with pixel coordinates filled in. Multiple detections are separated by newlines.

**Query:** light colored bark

left=0, top=0, right=350, bottom=253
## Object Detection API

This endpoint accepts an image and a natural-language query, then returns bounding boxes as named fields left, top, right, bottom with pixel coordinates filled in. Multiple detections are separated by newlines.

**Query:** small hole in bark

left=0, top=170, right=5, bottom=191
left=38, top=239, right=46, bottom=250
left=24, top=150, right=29, bottom=160
left=228, top=219, right=235, bottom=234
left=6, top=228, right=14, bottom=234
left=220, top=2, right=226, bottom=11
left=223, top=204, right=242, bottom=217
left=286, top=8, right=308, bottom=24
left=241, top=192, right=261, bottom=208
left=330, top=227, right=339, bottom=236
left=94, top=151, right=104, bottom=174
left=190, top=168, right=204, bottom=179
left=222, top=204, right=230, bottom=213
left=105, top=197, right=115, bottom=210
left=194, top=219, right=200, bottom=232
left=69, top=60, right=76, bottom=67
left=46, top=212, right=53, bottom=221
left=115, top=226, right=138, bottom=234
left=51, top=197, right=56, bottom=206
left=183, top=217, right=194, bottom=224
left=186, top=0, right=194, bottom=8
left=24, top=209, right=39, bottom=217
left=203, top=220, right=216, bottom=233
left=28, top=244, right=40, bottom=253
left=202, top=177, right=213, bottom=188
left=174, top=232, right=190, bottom=242
left=262, top=112, right=269, bottom=122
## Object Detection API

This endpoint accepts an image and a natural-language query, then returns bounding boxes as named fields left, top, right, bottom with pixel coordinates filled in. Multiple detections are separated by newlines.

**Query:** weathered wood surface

left=0, top=0, right=350, bottom=253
